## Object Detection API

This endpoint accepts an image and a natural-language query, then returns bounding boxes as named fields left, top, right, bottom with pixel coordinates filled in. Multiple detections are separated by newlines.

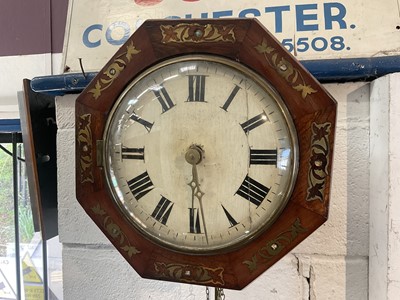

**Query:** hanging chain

left=205, top=286, right=226, bottom=300
left=220, top=288, right=226, bottom=300
left=215, top=287, right=226, bottom=300
left=206, top=286, right=210, bottom=300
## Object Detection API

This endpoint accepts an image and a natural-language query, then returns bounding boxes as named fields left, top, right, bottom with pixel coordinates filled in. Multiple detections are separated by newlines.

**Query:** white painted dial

left=103, top=55, right=298, bottom=254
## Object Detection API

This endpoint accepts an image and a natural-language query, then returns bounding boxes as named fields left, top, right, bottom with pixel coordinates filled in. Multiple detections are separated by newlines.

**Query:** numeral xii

left=153, top=86, right=175, bottom=112
left=188, top=75, right=206, bottom=102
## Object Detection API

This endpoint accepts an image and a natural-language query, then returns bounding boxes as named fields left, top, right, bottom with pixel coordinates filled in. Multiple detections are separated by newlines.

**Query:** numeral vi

left=189, top=208, right=201, bottom=233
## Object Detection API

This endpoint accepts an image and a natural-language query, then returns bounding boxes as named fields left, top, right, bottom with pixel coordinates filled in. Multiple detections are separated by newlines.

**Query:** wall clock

left=75, top=18, right=336, bottom=289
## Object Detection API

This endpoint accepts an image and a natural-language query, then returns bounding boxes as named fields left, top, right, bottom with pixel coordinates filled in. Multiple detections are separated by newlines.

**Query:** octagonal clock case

left=75, top=18, right=337, bottom=290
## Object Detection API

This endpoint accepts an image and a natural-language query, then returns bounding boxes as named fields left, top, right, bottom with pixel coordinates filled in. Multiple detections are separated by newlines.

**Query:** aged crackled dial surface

left=104, top=55, right=298, bottom=253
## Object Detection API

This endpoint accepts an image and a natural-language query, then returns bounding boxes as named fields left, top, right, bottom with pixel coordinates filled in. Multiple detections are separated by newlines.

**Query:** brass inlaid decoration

left=243, top=218, right=307, bottom=273
left=255, top=38, right=317, bottom=99
left=154, top=262, right=225, bottom=285
left=89, top=41, right=141, bottom=99
left=161, top=23, right=235, bottom=43
left=92, top=204, right=141, bottom=258
left=74, top=19, right=337, bottom=289
left=77, top=114, right=94, bottom=183
left=307, top=122, right=331, bottom=202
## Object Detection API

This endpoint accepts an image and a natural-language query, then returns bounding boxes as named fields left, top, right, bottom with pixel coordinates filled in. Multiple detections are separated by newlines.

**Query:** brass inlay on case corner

left=154, top=262, right=225, bottom=285
left=92, top=204, right=141, bottom=258
left=307, top=122, right=332, bottom=202
left=254, top=38, right=317, bottom=99
left=89, top=41, right=141, bottom=99
left=77, top=113, right=94, bottom=183
left=160, top=23, right=235, bottom=44
left=242, top=218, right=307, bottom=273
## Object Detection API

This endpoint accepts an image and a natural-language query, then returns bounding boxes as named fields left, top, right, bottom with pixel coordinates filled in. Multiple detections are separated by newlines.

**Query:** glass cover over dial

left=103, top=55, right=298, bottom=254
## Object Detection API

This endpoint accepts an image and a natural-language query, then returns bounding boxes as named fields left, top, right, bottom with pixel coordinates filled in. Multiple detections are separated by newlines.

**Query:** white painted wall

left=56, top=79, right=374, bottom=299
left=369, top=74, right=400, bottom=299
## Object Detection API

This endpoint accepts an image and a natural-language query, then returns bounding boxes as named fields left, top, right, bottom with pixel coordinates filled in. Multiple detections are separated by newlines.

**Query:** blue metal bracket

left=30, top=56, right=400, bottom=95
left=303, top=56, right=400, bottom=82
left=0, top=119, right=21, bottom=133
left=31, top=72, right=97, bottom=95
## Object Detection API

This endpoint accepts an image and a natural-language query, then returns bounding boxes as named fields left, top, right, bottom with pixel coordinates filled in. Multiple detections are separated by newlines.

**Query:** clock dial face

left=103, top=55, right=298, bottom=254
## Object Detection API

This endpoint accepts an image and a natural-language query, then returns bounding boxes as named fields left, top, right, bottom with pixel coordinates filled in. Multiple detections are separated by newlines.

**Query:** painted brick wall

left=56, top=81, right=370, bottom=300
left=369, top=74, right=400, bottom=299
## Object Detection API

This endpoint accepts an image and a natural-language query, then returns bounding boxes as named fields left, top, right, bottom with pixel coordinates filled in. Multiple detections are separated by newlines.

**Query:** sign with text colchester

left=62, top=0, right=400, bottom=72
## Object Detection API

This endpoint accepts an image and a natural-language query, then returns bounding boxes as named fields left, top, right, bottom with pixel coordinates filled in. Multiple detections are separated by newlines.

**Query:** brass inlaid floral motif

left=255, top=38, right=317, bottom=99
left=154, top=262, right=225, bottom=285
left=92, top=204, right=141, bottom=258
left=243, top=218, right=307, bottom=273
left=307, top=122, right=331, bottom=202
left=89, top=41, right=141, bottom=99
left=160, top=23, right=235, bottom=43
left=77, top=114, right=94, bottom=183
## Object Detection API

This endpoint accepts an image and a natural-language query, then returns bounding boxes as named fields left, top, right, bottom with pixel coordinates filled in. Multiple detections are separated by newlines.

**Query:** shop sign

left=62, top=0, right=400, bottom=72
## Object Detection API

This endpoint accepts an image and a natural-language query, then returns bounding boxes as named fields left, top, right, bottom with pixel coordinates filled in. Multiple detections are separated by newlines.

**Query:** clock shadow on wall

left=19, top=79, right=58, bottom=240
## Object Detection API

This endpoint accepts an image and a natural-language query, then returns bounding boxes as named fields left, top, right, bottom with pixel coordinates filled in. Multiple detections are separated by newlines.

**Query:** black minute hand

left=185, top=145, right=208, bottom=244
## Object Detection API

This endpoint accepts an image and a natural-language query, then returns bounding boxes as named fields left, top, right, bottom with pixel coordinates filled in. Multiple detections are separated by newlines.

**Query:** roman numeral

left=121, top=147, right=144, bottom=160
left=240, top=112, right=268, bottom=133
left=236, top=175, right=270, bottom=206
left=188, top=75, right=206, bottom=102
left=221, top=85, right=241, bottom=111
left=221, top=205, right=239, bottom=227
left=189, top=208, right=201, bottom=233
left=151, top=196, right=174, bottom=225
left=130, top=113, right=153, bottom=132
left=250, top=149, right=277, bottom=166
left=153, top=86, right=175, bottom=113
left=127, top=171, right=154, bottom=200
